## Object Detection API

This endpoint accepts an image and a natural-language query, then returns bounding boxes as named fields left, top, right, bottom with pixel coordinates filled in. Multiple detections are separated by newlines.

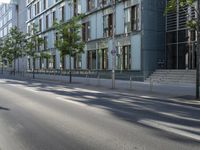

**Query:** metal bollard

left=150, top=77, right=153, bottom=92
left=97, top=74, right=100, bottom=86
left=86, top=74, right=89, bottom=85
left=88, top=74, right=90, bottom=85
left=130, top=76, right=132, bottom=89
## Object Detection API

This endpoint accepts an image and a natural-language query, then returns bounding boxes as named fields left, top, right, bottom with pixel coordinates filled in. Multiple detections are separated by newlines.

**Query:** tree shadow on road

left=1, top=78, right=200, bottom=146
left=0, top=106, right=10, bottom=111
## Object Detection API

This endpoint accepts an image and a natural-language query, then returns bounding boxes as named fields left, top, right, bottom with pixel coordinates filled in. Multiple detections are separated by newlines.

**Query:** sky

left=0, top=0, right=11, bottom=4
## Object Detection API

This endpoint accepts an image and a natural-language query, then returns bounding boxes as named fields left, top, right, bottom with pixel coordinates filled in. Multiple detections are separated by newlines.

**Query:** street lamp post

left=196, top=0, right=200, bottom=99
left=111, top=0, right=116, bottom=89
left=1, top=61, right=3, bottom=74
left=68, top=0, right=72, bottom=84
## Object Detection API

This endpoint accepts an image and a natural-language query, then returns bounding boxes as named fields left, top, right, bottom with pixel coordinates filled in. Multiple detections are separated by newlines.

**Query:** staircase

left=145, top=69, right=196, bottom=85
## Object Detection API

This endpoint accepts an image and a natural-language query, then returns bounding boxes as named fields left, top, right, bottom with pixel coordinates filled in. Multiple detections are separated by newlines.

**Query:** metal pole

left=112, top=1, right=116, bottom=89
left=69, top=52, right=72, bottom=83
left=1, top=62, right=3, bottom=74
left=196, top=0, right=200, bottom=99
left=69, top=1, right=72, bottom=84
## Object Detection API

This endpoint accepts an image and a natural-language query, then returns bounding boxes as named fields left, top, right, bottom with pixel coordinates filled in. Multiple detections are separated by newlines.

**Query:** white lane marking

left=83, top=95, right=97, bottom=99
left=6, top=82, right=38, bottom=93
left=23, top=87, right=38, bottom=93
left=140, top=95, right=157, bottom=99
left=56, top=97, right=86, bottom=106
left=0, top=80, right=6, bottom=83
left=8, top=84, right=22, bottom=87
left=139, top=119, right=200, bottom=142
left=74, top=88, right=102, bottom=94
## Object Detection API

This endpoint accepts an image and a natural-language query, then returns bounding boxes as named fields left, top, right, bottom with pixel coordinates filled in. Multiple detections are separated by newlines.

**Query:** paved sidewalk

left=0, top=72, right=198, bottom=101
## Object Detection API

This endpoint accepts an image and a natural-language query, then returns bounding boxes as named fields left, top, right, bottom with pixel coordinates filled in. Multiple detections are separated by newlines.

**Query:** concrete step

left=146, top=69, right=196, bottom=85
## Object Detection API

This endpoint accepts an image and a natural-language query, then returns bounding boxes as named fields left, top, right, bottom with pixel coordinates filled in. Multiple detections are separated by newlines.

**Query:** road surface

left=0, top=77, right=200, bottom=150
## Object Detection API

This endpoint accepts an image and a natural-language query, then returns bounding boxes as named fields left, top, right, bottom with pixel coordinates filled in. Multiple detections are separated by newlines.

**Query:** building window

left=36, top=1, right=40, bottom=14
left=53, top=55, right=56, bottom=69
left=44, top=36, right=47, bottom=50
left=61, top=6, right=65, bottom=21
left=8, top=10, right=12, bottom=21
left=74, top=53, right=82, bottom=69
left=87, top=0, right=95, bottom=12
left=43, top=0, right=47, bottom=10
left=73, top=0, right=77, bottom=16
left=46, top=15, right=49, bottom=29
left=116, top=45, right=131, bottom=70
left=87, top=50, right=96, bottom=69
left=73, top=0, right=81, bottom=16
left=52, top=11, right=56, bottom=24
left=40, top=57, right=43, bottom=69
left=28, top=58, right=31, bottom=70
left=98, top=0, right=112, bottom=7
left=98, top=48, right=108, bottom=70
left=46, top=57, right=49, bottom=69
left=38, top=18, right=42, bottom=32
left=61, top=55, right=65, bottom=69
left=55, top=32, right=58, bottom=42
left=27, top=25, right=31, bottom=34
left=122, top=45, right=131, bottom=70
left=82, top=21, right=91, bottom=42
left=103, top=13, right=113, bottom=37
left=28, top=7, right=31, bottom=19
left=34, top=4, right=37, bottom=16
left=125, top=5, right=139, bottom=33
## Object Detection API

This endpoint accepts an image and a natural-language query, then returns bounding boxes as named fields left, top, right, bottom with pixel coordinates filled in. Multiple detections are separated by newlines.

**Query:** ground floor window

left=60, top=55, right=65, bottom=69
left=40, top=57, right=43, bottom=69
left=87, top=50, right=96, bottom=70
left=27, top=58, right=31, bottom=70
left=74, top=53, right=82, bottom=69
left=97, top=48, right=108, bottom=70
left=166, top=42, right=196, bottom=69
left=46, top=58, right=49, bottom=69
left=116, top=45, right=131, bottom=70
left=49, top=55, right=56, bottom=69
left=53, top=55, right=56, bottom=69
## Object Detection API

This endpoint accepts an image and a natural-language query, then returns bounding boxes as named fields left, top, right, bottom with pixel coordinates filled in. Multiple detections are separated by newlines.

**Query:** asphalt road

left=0, top=77, right=200, bottom=150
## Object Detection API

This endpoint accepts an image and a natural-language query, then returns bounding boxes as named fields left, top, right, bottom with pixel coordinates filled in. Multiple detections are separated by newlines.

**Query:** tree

left=0, top=40, right=4, bottom=74
left=166, top=0, right=200, bottom=99
left=26, top=23, right=44, bottom=78
left=54, top=15, right=85, bottom=83
left=1, top=27, right=27, bottom=75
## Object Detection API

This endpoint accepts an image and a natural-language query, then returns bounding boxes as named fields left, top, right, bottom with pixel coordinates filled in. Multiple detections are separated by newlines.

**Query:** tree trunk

left=14, top=57, right=16, bottom=76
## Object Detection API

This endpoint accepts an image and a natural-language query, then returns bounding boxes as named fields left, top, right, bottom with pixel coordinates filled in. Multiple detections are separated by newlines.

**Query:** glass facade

left=166, top=1, right=197, bottom=69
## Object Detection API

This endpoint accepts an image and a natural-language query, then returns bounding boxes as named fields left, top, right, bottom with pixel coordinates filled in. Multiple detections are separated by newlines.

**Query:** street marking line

left=24, top=87, right=38, bottom=93
left=83, top=95, right=97, bottom=99
left=7, top=82, right=39, bottom=93
left=56, top=97, right=86, bottom=106
left=139, top=119, right=200, bottom=142
left=8, top=84, right=22, bottom=87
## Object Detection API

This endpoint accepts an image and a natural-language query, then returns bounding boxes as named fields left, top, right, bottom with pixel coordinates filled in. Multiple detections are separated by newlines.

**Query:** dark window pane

left=166, top=31, right=177, bottom=44
left=166, top=44, right=177, bottom=69
left=178, top=30, right=188, bottom=42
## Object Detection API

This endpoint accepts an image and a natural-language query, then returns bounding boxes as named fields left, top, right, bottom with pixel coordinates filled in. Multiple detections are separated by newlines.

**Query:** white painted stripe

left=139, top=119, right=200, bottom=142
left=56, top=97, right=86, bottom=106
left=24, top=87, right=38, bottom=93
